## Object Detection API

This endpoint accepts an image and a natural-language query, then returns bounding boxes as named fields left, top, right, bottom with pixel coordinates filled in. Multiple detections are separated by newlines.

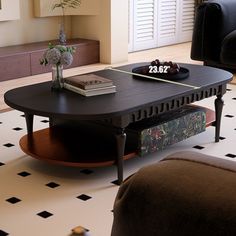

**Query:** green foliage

left=40, top=43, right=76, bottom=66
left=52, top=0, right=81, bottom=11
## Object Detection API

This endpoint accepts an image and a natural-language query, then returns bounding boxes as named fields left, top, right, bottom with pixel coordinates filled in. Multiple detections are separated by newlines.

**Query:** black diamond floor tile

left=226, top=153, right=236, bottom=158
left=219, top=136, right=226, bottom=140
left=77, top=194, right=92, bottom=201
left=6, top=197, right=21, bottom=204
left=20, top=114, right=25, bottom=117
left=46, top=182, right=60, bottom=188
left=0, top=162, right=5, bottom=166
left=40, top=120, right=49, bottom=123
left=225, top=115, right=234, bottom=118
left=37, top=211, right=53, bottom=219
left=227, top=88, right=232, bottom=91
left=17, top=171, right=31, bottom=177
left=111, top=180, right=120, bottom=186
left=0, top=230, right=9, bottom=236
left=193, top=145, right=205, bottom=150
left=12, top=127, right=23, bottom=131
left=0, top=122, right=2, bottom=124
left=80, top=169, right=94, bottom=175
left=3, top=143, right=14, bottom=148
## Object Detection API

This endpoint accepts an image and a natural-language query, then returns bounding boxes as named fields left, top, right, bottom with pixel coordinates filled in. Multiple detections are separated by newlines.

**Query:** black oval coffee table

left=4, top=63, right=233, bottom=184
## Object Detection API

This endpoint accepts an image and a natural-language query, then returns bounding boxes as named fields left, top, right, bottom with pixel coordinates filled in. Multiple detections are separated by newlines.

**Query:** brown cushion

left=111, top=151, right=236, bottom=236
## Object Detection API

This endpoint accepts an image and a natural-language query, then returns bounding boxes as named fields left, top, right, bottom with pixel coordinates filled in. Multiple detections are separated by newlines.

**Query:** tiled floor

left=0, top=84, right=236, bottom=236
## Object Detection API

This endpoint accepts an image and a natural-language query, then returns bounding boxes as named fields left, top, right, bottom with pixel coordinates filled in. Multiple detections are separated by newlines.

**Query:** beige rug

left=231, top=74, right=236, bottom=85
left=1, top=84, right=236, bottom=236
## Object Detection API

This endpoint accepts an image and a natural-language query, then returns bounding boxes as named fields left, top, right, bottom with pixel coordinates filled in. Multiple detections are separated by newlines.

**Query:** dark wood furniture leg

left=24, top=113, right=34, bottom=135
left=49, top=117, right=55, bottom=127
left=214, top=95, right=224, bottom=142
left=115, top=128, right=126, bottom=185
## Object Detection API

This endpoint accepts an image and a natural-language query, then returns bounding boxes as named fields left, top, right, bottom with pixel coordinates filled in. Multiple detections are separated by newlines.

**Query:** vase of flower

left=40, top=43, right=76, bottom=91
left=52, top=0, right=82, bottom=45
left=52, top=64, right=64, bottom=90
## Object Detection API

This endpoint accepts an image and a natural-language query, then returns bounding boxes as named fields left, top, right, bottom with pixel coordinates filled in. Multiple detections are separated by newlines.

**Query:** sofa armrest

left=191, top=0, right=236, bottom=62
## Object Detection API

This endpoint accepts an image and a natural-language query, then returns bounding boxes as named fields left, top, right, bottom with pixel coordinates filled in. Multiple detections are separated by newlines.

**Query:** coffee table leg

left=115, top=128, right=126, bottom=185
left=24, top=113, right=34, bottom=135
left=214, top=95, right=224, bottom=142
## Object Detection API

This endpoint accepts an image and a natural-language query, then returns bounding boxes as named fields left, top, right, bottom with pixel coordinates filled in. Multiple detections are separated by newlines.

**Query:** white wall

left=72, top=0, right=128, bottom=64
left=110, top=0, right=128, bottom=63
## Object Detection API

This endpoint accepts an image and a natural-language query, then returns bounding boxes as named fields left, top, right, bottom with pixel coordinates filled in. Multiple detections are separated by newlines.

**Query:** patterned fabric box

left=127, top=105, right=206, bottom=156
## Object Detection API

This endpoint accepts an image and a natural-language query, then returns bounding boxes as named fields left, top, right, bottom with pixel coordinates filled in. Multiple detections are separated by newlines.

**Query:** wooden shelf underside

left=20, top=107, right=215, bottom=168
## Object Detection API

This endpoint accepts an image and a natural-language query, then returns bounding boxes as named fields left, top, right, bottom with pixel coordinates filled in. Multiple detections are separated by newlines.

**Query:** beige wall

left=72, top=0, right=128, bottom=64
left=110, top=0, right=128, bottom=63
left=0, top=0, right=128, bottom=64
left=0, top=0, right=71, bottom=47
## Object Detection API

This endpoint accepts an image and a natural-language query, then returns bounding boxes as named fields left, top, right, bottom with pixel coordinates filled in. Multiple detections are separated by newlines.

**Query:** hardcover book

left=64, top=74, right=113, bottom=90
left=64, top=83, right=116, bottom=97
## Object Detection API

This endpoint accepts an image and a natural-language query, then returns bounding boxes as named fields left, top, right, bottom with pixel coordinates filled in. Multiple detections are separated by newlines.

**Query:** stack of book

left=63, top=74, right=116, bottom=97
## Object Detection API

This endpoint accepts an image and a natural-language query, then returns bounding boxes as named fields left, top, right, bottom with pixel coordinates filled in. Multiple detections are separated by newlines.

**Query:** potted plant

left=52, top=0, right=82, bottom=45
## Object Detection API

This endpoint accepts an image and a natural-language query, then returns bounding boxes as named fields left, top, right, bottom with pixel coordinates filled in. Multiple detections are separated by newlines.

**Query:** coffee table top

left=4, top=63, right=233, bottom=122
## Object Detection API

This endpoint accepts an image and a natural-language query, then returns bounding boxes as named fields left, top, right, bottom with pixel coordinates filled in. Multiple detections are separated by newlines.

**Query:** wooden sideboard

left=0, top=38, right=100, bottom=82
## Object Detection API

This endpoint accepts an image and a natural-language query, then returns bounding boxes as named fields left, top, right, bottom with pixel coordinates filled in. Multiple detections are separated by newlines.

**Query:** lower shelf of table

left=19, top=122, right=137, bottom=167
left=19, top=107, right=215, bottom=167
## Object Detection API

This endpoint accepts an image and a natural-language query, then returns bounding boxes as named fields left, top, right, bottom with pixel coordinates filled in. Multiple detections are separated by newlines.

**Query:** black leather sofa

left=191, top=0, right=236, bottom=70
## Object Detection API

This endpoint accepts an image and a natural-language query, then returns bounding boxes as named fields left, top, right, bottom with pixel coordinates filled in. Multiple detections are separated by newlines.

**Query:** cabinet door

left=132, top=0, right=158, bottom=51
left=0, top=54, right=31, bottom=81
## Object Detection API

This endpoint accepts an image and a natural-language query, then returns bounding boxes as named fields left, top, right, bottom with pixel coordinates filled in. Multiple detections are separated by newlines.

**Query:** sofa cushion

left=111, top=151, right=236, bottom=236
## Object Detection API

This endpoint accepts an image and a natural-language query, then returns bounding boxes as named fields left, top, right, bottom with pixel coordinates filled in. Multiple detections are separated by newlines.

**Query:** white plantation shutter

left=129, top=0, right=195, bottom=52
left=178, top=0, right=195, bottom=42
left=133, top=0, right=158, bottom=51
left=157, top=0, right=178, bottom=47
left=128, top=0, right=134, bottom=52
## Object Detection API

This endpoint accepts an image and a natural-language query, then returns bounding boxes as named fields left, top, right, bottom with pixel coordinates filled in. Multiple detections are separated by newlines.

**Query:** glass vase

left=59, top=23, right=66, bottom=45
left=51, top=65, right=64, bottom=91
